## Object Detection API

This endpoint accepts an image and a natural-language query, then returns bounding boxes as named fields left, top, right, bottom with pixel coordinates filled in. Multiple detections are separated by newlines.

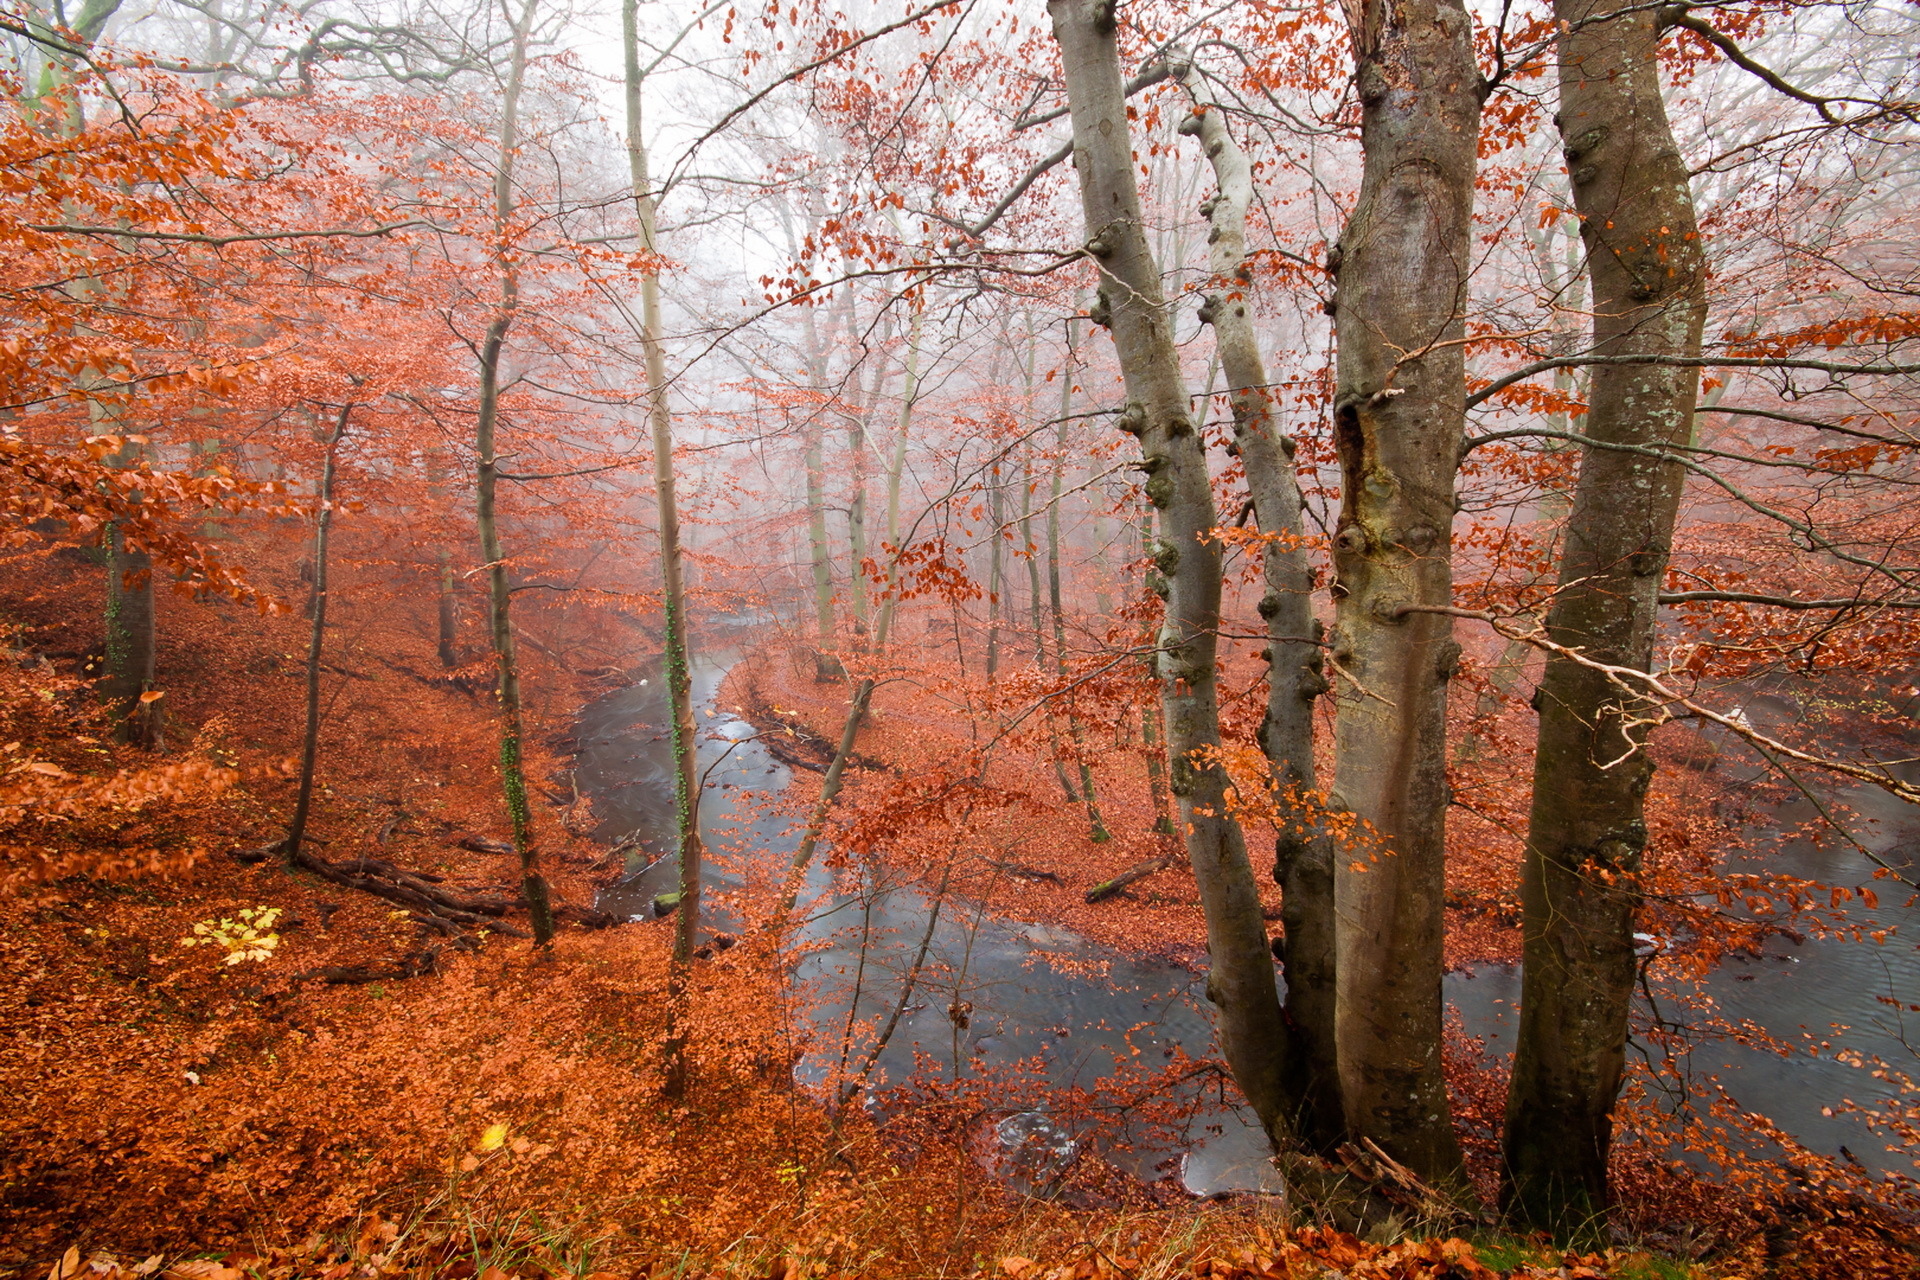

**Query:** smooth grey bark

left=474, top=0, right=554, bottom=948
left=1049, top=0, right=1296, bottom=1147
left=1178, top=78, right=1339, bottom=1150
left=1326, top=0, right=1480, bottom=1188
left=285, top=405, right=349, bottom=863
left=624, top=0, right=704, bottom=1092
left=1502, top=0, right=1707, bottom=1233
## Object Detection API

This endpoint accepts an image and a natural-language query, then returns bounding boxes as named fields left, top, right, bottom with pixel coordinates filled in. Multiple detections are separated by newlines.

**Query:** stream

left=576, top=652, right=1919, bottom=1198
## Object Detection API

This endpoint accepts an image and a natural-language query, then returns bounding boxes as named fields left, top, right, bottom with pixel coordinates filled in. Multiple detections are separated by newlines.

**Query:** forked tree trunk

left=624, top=0, right=705, bottom=1094
left=1049, top=0, right=1297, bottom=1148
left=1327, top=0, right=1480, bottom=1189
left=1178, top=80, right=1339, bottom=1150
left=286, top=405, right=349, bottom=862
left=1502, top=0, right=1706, bottom=1233
left=474, top=0, right=555, bottom=948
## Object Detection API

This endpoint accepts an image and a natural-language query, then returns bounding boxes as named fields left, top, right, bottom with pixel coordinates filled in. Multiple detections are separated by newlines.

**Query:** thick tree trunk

left=475, top=0, right=554, bottom=948
left=1179, top=81, right=1340, bottom=1150
left=1502, top=0, right=1706, bottom=1233
left=285, top=405, right=349, bottom=863
left=624, top=0, right=705, bottom=1094
left=1327, top=0, right=1480, bottom=1188
left=1049, top=0, right=1297, bottom=1148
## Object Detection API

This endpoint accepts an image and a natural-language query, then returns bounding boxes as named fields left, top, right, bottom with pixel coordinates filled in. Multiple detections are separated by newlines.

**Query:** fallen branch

left=1084, top=853, right=1176, bottom=903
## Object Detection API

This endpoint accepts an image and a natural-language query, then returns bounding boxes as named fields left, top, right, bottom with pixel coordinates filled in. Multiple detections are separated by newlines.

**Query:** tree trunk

left=624, top=0, right=705, bottom=1094
left=804, top=420, right=839, bottom=680
left=437, top=551, right=460, bottom=668
left=1049, top=0, right=1298, bottom=1149
left=1326, top=0, right=1480, bottom=1189
left=286, top=405, right=349, bottom=862
left=986, top=456, right=1005, bottom=682
left=1137, top=508, right=1176, bottom=837
left=101, top=519, right=157, bottom=747
left=1502, top=0, right=1706, bottom=1233
left=772, top=278, right=925, bottom=935
left=1024, top=435, right=1077, bottom=802
left=1051, top=313, right=1109, bottom=841
left=1178, top=78, right=1340, bottom=1151
left=475, top=0, right=554, bottom=949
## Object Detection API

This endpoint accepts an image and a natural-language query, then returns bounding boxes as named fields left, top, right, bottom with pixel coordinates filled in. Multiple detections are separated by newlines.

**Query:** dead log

left=991, top=861, right=1062, bottom=884
left=450, top=831, right=515, bottom=856
left=1084, top=853, right=1177, bottom=904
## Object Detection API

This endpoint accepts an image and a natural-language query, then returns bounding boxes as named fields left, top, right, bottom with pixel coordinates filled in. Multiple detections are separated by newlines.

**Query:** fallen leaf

left=162, top=1262, right=237, bottom=1280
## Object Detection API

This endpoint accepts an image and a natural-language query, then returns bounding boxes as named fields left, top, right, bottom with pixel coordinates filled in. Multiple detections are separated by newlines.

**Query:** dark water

left=579, top=656, right=1919, bottom=1194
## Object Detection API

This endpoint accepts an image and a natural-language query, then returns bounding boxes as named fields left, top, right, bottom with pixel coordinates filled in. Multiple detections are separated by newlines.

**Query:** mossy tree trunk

left=1502, top=0, right=1706, bottom=1233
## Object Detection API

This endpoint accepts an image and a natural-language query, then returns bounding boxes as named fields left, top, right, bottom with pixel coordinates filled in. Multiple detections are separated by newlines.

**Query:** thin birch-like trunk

left=474, top=0, right=554, bottom=948
left=284, top=405, right=349, bottom=862
left=1136, top=507, right=1175, bottom=837
left=1502, top=0, right=1707, bottom=1232
left=624, top=0, right=704, bottom=1093
left=1024, top=437, right=1077, bottom=802
left=1049, top=0, right=1297, bottom=1148
left=1179, top=78, right=1339, bottom=1149
left=771, top=279, right=925, bottom=935
left=1051, top=313, right=1108, bottom=841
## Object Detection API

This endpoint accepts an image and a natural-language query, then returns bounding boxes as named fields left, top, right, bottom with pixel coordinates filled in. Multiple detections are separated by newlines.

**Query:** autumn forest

left=3, top=0, right=1918, bottom=1275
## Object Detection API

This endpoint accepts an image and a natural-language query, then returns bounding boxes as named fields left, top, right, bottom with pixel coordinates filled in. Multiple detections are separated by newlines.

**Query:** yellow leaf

left=139, top=690, right=164, bottom=704
left=476, top=1122, right=509, bottom=1152
left=50, top=1247, right=81, bottom=1280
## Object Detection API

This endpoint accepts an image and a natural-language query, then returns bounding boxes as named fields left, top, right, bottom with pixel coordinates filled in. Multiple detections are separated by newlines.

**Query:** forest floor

left=1, top=545, right=1912, bottom=1280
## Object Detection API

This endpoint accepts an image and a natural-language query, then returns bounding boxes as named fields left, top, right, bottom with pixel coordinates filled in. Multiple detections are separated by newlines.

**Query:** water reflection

left=580, top=654, right=1918, bottom=1195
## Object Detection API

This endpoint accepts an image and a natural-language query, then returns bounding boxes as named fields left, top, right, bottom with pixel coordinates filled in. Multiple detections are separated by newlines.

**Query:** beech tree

left=1499, top=0, right=1708, bottom=1234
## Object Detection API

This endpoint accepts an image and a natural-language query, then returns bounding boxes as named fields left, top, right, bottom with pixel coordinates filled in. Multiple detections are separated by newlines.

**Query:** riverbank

left=718, top=635, right=1525, bottom=970
left=1, top=546, right=1911, bottom=1277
